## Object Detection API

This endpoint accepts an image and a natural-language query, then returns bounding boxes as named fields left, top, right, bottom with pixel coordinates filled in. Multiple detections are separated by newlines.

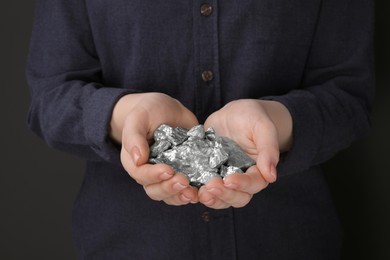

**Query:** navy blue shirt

left=26, top=0, right=374, bottom=259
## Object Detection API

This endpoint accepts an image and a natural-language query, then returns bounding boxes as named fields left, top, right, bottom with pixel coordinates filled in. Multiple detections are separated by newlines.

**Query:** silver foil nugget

left=149, top=124, right=256, bottom=187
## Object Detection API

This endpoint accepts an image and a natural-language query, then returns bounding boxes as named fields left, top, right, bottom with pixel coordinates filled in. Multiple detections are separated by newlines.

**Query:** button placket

left=200, top=3, right=214, bottom=84
left=193, top=0, right=221, bottom=121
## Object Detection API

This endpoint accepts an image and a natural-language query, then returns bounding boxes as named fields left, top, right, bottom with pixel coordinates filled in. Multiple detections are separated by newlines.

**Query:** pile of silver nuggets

left=149, top=124, right=256, bottom=187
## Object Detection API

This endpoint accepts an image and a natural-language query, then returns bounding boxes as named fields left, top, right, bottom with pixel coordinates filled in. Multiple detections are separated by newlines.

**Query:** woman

left=26, top=0, right=374, bottom=259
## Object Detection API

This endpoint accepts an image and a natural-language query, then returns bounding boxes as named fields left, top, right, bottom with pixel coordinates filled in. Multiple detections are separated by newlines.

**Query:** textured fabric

left=26, top=0, right=374, bottom=259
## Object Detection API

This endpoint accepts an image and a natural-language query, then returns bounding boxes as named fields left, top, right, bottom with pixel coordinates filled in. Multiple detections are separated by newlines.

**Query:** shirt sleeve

left=26, top=0, right=134, bottom=164
left=263, top=0, right=375, bottom=176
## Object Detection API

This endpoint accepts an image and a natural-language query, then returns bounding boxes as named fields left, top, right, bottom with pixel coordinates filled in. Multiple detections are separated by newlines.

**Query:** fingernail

left=207, top=188, right=223, bottom=196
left=131, top=146, right=141, bottom=166
left=173, top=182, right=187, bottom=191
left=270, top=164, right=277, bottom=182
left=159, top=172, right=173, bottom=180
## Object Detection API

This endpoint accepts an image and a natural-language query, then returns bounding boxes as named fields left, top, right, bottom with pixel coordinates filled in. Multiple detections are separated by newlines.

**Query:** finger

left=199, top=186, right=231, bottom=209
left=162, top=186, right=199, bottom=206
left=204, top=179, right=253, bottom=208
left=253, top=120, right=280, bottom=183
left=208, top=189, right=252, bottom=209
left=119, top=108, right=176, bottom=185
left=198, top=179, right=224, bottom=207
left=223, top=166, right=269, bottom=194
left=199, top=178, right=250, bottom=209
left=202, top=197, right=231, bottom=209
left=143, top=173, right=193, bottom=201
left=121, top=155, right=175, bottom=186
left=162, top=195, right=190, bottom=206
left=121, top=108, right=151, bottom=166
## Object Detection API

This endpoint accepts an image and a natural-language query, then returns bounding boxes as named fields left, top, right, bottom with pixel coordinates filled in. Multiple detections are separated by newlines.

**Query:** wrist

left=110, top=93, right=143, bottom=144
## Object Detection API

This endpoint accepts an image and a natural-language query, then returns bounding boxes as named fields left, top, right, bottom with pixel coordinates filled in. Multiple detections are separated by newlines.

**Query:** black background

left=1, top=1, right=389, bottom=259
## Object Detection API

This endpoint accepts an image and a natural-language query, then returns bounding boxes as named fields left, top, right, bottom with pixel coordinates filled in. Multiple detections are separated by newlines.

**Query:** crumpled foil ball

left=149, top=124, right=256, bottom=187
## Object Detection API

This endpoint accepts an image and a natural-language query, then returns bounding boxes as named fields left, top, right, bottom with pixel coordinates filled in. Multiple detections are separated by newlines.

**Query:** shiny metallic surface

left=220, top=165, right=243, bottom=178
left=149, top=124, right=256, bottom=187
left=187, top=124, right=205, bottom=140
left=153, top=124, right=188, bottom=146
left=149, top=140, right=171, bottom=158
left=219, top=137, right=256, bottom=170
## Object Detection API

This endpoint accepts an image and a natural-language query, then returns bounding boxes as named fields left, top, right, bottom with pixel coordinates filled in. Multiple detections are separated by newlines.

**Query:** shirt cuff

left=83, top=87, right=136, bottom=165
left=262, top=90, right=323, bottom=177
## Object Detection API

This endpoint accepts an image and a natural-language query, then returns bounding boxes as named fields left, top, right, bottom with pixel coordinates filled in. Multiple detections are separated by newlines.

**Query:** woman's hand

left=110, top=92, right=199, bottom=205
left=199, top=99, right=293, bottom=209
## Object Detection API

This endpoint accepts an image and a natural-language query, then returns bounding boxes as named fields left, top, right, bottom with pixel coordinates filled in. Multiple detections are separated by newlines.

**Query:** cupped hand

left=110, top=92, right=199, bottom=205
left=199, top=99, right=293, bottom=209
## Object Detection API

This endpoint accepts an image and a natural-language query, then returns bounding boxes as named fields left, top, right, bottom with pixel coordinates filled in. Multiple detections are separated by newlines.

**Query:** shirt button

left=200, top=4, right=213, bottom=17
left=201, top=70, right=214, bottom=82
left=201, top=211, right=210, bottom=222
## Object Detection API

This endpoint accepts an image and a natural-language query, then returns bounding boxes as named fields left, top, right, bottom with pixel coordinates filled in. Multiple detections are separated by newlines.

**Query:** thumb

left=253, top=122, right=279, bottom=183
left=123, top=134, right=150, bottom=167
left=121, top=111, right=151, bottom=167
left=256, top=152, right=278, bottom=183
